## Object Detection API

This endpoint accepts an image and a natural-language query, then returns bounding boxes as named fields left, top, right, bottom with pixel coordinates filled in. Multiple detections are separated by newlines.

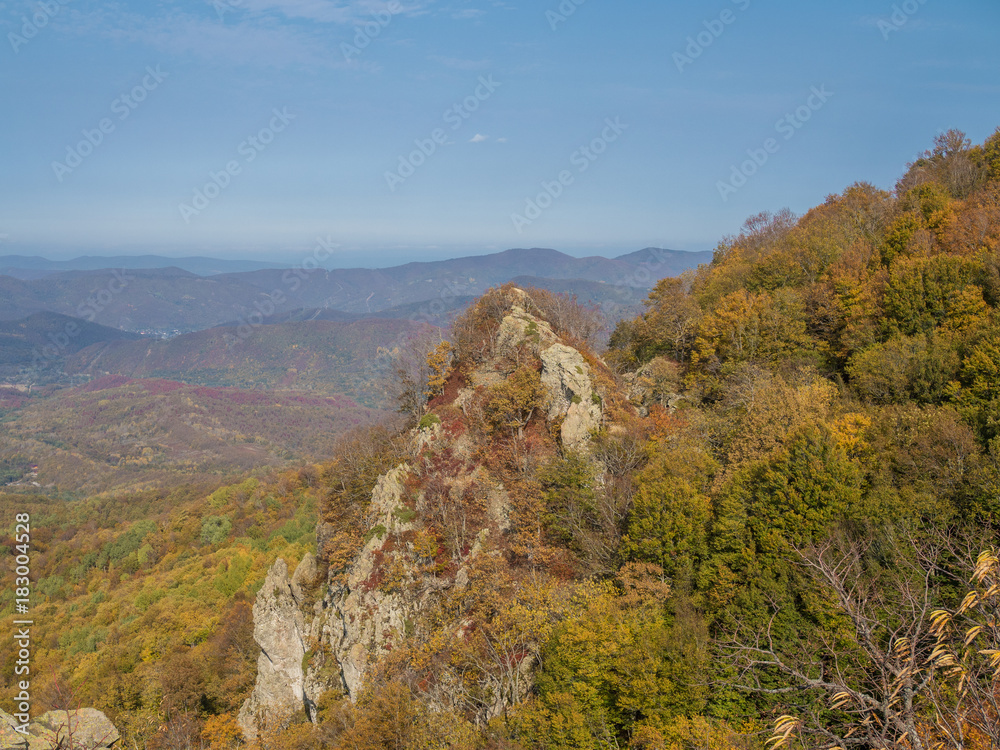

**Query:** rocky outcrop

left=321, top=464, right=417, bottom=699
left=496, top=300, right=558, bottom=354
left=488, top=298, right=605, bottom=451
left=237, top=558, right=309, bottom=740
left=1, top=707, right=119, bottom=750
left=540, top=343, right=602, bottom=451
left=238, top=290, right=614, bottom=739
left=621, top=356, right=685, bottom=416
left=240, top=465, right=420, bottom=736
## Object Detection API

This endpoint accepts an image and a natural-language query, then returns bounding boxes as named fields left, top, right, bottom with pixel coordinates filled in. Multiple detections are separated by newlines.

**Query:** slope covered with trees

left=276, top=127, right=1000, bottom=750
left=0, top=465, right=326, bottom=748
left=66, top=318, right=434, bottom=409
left=595, top=126, right=1000, bottom=750
left=0, top=377, right=380, bottom=494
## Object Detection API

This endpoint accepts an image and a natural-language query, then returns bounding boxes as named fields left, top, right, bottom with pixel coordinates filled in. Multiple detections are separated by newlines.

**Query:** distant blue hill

left=0, top=247, right=713, bottom=331
left=0, top=255, right=288, bottom=278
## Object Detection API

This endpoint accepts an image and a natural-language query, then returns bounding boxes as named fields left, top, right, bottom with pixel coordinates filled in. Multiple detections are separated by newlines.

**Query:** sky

left=1, top=0, right=998, bottom=268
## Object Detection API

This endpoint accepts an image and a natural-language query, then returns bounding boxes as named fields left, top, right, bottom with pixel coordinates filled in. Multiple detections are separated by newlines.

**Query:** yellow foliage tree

left=425, top=341, right=455, bottom=400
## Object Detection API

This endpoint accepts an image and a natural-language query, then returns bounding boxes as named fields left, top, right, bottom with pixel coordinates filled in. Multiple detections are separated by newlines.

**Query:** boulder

left=0, top=709, right=26, bottom=750
left=540, top=343, right=602, bottom=451
left=1, top=707, right=119, bottom=750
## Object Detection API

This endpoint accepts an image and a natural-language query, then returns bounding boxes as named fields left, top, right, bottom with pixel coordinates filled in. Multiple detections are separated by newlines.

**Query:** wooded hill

left=1, top=127, right=998, bottom=750
left=65, top=318, right=433, bottom=409
left=0, top=312, right=143, bottom=385
left=0, top=377, right=380, bottom=495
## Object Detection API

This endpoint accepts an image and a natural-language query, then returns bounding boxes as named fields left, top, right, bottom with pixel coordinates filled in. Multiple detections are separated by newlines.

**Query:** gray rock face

left=497, top=303, right=558, bottom=355
left=540, top=343, right=602, bottom=451
left=239, top=465, right=419, bottom=739
left=321, top=464, right=416, bottom=700
left=1, top=707, right=119, bottom=750
left=493, top=301, right=604, bottom=452
left=237, top=557, right=308, bottom=741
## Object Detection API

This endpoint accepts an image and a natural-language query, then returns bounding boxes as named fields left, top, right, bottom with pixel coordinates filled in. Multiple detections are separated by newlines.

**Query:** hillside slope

left=66, top=318, right=435, bottom=409
left=238, top=284, right=635, bottom=740
left=236, top=128, right=1000, bottom=750
left=0, top=376, right=380, bottom=494
left=0, top=312, right=144, bottom=383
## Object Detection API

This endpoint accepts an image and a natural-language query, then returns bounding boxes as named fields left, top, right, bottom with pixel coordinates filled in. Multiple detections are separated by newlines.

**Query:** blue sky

left=1, top=0, right=998, bottom=267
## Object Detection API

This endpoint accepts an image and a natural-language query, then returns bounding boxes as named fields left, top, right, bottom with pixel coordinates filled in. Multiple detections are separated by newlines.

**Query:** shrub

left=418, top=413, right=441, bottom=430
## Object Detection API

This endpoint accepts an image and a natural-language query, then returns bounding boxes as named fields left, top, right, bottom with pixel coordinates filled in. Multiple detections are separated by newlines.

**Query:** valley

left=0, top=246, right=703, bottom=496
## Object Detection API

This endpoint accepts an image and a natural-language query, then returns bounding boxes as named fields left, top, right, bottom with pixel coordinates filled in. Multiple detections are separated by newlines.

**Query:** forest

left=0, top=377, right=379, bottom=495
left=2, top=127, right=999, bottom=750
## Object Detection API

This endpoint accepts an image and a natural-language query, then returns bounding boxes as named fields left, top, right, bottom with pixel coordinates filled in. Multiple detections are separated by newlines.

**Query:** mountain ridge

left=0, top=246, right=711, bottom=331
left=0, top=254, right=289, bottom=278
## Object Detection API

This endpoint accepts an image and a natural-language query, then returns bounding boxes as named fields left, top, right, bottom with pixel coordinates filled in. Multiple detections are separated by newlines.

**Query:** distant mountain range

left=0, top=254, right=288, bottom=278
left=0, top=247, right=711, bottom=332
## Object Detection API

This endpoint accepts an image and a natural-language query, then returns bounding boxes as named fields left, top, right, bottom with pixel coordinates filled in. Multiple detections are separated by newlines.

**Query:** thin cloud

left=236, top=0, right=430, bottom=24
left=428, top=54, right=490, bottom=70
left=61, top=4, right=370, bottom=69
left=469, top=134, right=489, bottom=143
left=54, top=0, right=433, bottom=71
left=120, top=15, right=336, bottom=67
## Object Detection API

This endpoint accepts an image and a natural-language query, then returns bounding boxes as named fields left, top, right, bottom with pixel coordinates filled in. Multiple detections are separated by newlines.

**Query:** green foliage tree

left=881, top=255, right=983, bottom=336
left=201, top=515, right=233, bottom=546
left=847, top=332, right=961, bottom=405
left=539, top=453, right=598, bottom=555
left=959, top=329, right=1000, bottom=442
left=622, top=478, right=711, bottom=589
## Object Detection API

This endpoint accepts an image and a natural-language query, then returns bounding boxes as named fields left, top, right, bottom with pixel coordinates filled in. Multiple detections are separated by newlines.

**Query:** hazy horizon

left=0, top=242, right=712, bottom=271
